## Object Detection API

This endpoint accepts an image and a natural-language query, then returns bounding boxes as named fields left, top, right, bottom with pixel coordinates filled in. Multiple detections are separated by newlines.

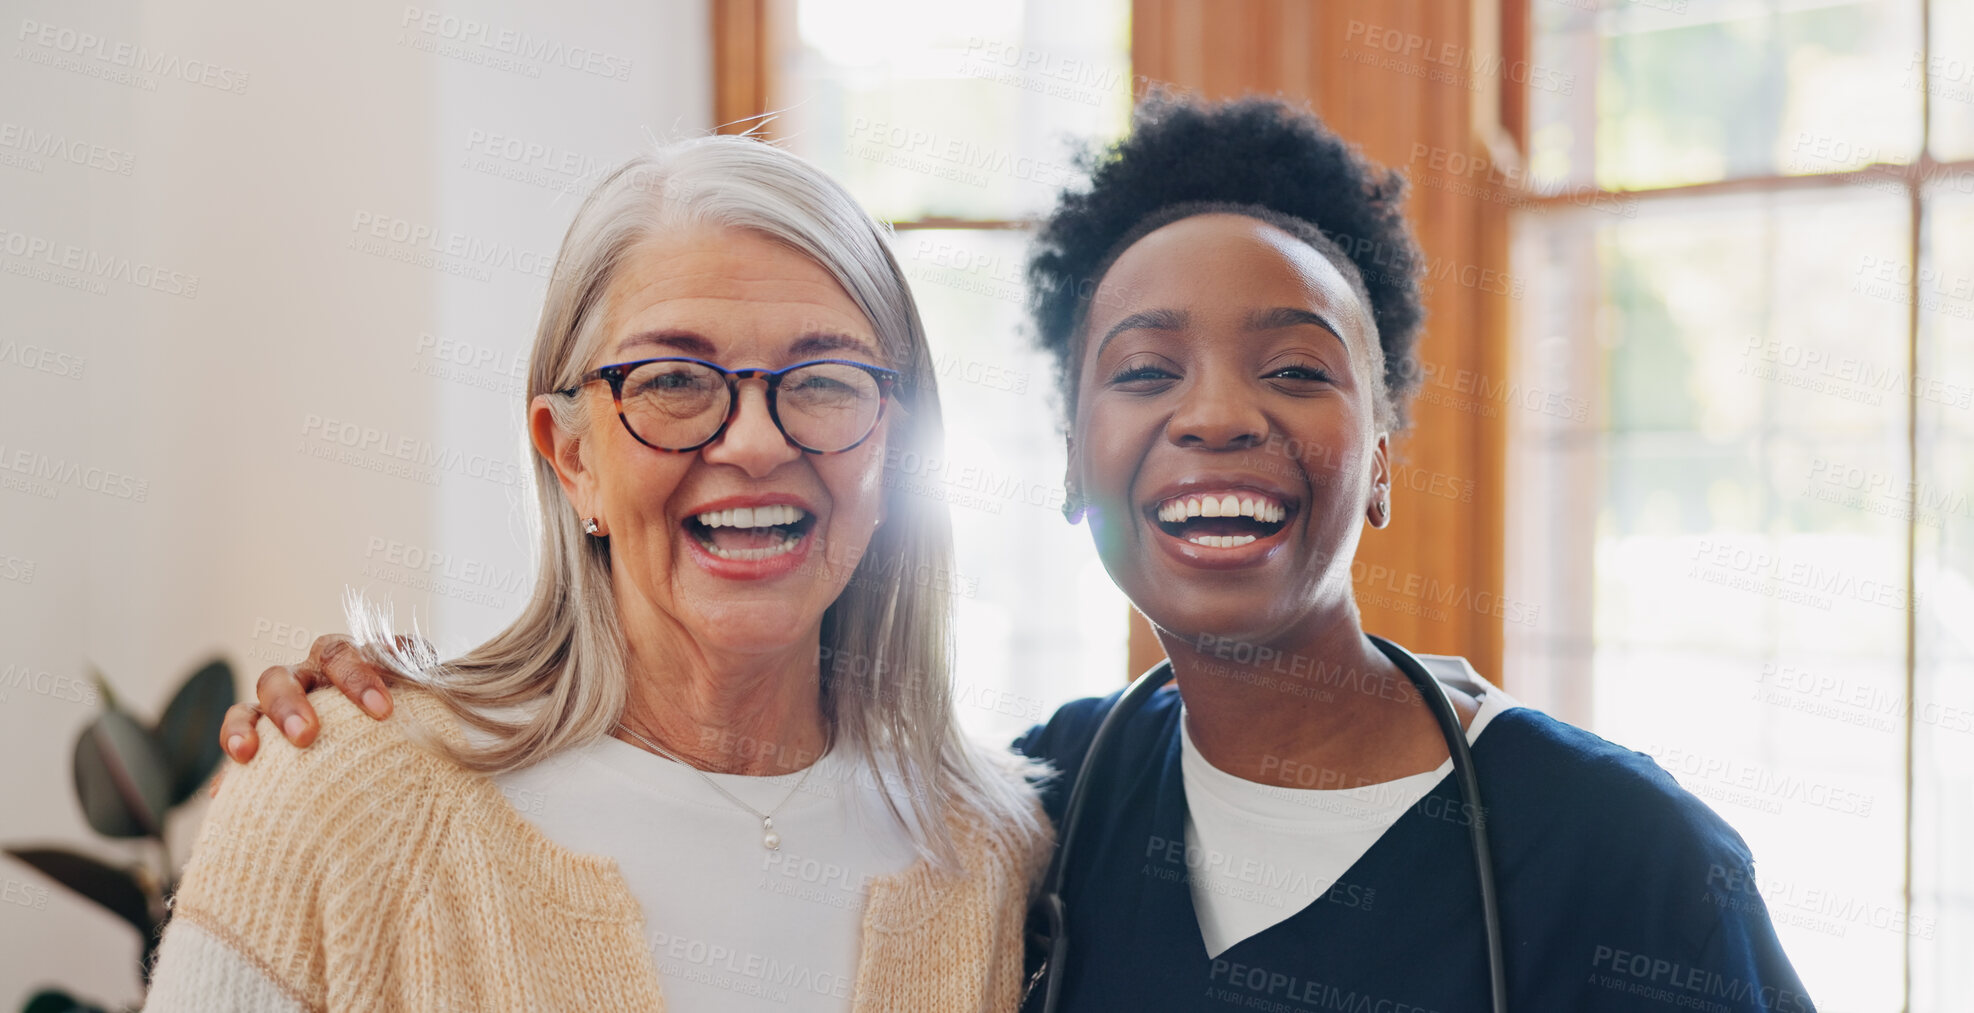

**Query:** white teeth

left=702, top=535, right=802, bottom=561
left=1155, top=493, right=1288, bottom=526
left=1185, top=534, right=1259, bottom=548
left=696, top=505, right=808, bottom=528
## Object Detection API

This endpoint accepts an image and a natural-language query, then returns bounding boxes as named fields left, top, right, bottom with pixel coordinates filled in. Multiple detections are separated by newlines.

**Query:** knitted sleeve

left=142, top=913, right=309, bottom=1012
left=143, top=689, right=446, bottom=1012
left=851, top=799, right=1053, bottom=1012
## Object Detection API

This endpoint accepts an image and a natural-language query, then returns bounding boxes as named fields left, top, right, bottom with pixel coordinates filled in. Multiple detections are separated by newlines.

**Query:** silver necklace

left=615, top=724, right=818, bottom=851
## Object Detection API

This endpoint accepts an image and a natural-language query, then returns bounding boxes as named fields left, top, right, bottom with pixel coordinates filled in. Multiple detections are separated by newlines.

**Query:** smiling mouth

left=1150, top=492, right=1291, bottom=548
left=686, top=505, right=818, bottom=561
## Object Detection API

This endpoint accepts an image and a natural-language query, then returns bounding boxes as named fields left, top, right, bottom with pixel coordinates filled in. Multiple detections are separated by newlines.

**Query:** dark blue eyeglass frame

left=559, top=356, right=901, bottom=454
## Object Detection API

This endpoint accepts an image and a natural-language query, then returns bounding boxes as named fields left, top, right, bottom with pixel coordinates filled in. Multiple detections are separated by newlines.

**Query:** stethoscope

left=1024, top=634, right=1508, bottom=1013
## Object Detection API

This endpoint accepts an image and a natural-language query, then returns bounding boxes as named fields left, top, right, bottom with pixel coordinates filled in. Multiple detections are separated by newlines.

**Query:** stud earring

left=584, top=517, right=601, bottom=536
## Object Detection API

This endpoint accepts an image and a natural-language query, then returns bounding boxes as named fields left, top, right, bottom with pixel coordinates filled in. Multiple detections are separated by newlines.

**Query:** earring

left=583, top=517, right=601, bottom=535
left=1061, top=484, right=1085, bottom=524
left=1370, top=498, right=1389, bottom=526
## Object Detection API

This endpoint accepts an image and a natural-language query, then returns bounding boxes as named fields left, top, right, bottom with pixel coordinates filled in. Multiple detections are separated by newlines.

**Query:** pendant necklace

left=616, top=724, right=818, bottom=851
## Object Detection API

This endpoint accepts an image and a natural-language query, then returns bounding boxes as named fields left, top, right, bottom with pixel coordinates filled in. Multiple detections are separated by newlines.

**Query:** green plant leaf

left=3, top=848, right=155, bottom=939
left=21, top=988, right=94, bottom=1013
left=18, top=988, right=111, bottom=1013
left=72, top=707, right=172, bottom=839
left=154, top=658, right=235, bottom=805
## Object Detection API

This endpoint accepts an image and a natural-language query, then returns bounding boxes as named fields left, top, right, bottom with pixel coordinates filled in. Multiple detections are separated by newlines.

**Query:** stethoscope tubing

left=1029, top=634, right=1507, bottom=1013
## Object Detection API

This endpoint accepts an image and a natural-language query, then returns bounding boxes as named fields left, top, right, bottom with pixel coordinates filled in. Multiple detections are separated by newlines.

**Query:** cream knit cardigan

left=144, top=689, right=1050, bottom=1012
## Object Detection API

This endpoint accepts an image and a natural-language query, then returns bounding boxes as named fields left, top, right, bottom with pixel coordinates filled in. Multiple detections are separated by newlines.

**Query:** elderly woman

left=229, top=99, right=1812, bottom=1013
left=142, top=135, right=1047, bottom=1011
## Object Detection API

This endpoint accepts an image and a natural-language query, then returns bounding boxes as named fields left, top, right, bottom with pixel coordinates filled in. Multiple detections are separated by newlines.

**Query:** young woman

left=225, top=98, right=1811, bottom=1013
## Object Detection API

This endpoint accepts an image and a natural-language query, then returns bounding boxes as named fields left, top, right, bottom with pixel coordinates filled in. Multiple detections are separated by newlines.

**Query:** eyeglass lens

left=617, top=360, right=884, bottom=452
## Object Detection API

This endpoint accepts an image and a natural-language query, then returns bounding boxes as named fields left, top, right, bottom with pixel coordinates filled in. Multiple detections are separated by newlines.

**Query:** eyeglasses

left=561, top=357, right=900, bottom=454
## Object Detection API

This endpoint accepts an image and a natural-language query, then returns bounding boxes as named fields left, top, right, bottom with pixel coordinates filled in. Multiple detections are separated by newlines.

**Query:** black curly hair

left=1026, top=96, right=1426, bottom=428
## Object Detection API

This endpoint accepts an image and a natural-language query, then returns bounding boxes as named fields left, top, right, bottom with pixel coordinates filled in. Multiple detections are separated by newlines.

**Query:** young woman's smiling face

left=1068, top=213, right=1391, bottom=647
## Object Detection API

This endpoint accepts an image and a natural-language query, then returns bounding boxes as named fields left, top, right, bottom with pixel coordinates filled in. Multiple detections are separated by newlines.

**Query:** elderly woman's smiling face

left=534, top=224, right=890, bottom=656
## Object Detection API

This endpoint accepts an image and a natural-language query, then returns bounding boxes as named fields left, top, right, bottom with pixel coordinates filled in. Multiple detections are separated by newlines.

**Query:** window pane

left=765, top=2, right=1136, bottom=733
left=898, top=229, right=1130, bottom=742
left=1510, top=186, right=1911, bottom=1013
left=1929, top=0, right=1974, bottom=160
left=1529, top=0, right=1923, bottom=192
left=772, top=0, right=1131, bottom=221
left=1913, top=186, right=1974, bottom=1013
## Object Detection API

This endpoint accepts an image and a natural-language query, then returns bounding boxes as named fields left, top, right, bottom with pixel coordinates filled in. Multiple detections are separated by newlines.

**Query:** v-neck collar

left=1053, top=688, right=1496, bottom=1008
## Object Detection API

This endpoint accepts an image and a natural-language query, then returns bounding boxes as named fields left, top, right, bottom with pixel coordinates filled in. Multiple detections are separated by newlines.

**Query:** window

left=764, top=0, right=1137, bottom=744
left=1510, top=2, right=1972, bottom=1010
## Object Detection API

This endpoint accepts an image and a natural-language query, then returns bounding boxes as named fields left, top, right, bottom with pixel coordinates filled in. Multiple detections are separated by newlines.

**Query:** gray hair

left=352, top=135, right=1045, bottom=863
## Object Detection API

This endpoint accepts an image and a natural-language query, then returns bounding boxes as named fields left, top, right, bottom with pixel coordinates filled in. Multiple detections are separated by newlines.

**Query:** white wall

left=0, top=1, right=708, bottom=1003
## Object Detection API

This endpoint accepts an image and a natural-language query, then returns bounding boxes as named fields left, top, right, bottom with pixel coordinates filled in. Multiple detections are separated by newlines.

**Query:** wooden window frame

left=712, top=0, right=1527, bottom=683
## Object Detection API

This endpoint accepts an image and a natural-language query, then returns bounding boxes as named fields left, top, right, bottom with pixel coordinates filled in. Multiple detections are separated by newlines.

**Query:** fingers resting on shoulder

left=217, top=634, right=406, bottom=768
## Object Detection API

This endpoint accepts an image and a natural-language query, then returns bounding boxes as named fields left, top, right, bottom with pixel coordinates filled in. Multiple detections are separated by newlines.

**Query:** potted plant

left=5, top=660, right=235, bottom=1013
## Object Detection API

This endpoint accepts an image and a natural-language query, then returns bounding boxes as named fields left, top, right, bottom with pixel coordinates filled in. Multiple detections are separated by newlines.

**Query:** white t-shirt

left=492, top=737, right=921, bottom=1011
left=1178, top=654, right=1520, bottom=957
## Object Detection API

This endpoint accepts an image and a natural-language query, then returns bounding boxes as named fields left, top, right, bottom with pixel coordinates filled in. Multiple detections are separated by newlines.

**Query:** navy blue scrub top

left=1014, top=685, right=1816, bottom=1013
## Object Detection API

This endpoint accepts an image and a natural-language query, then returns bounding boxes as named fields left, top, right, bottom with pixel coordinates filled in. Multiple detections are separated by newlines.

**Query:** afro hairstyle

left=1026, top=95, right=1427, bottom=428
